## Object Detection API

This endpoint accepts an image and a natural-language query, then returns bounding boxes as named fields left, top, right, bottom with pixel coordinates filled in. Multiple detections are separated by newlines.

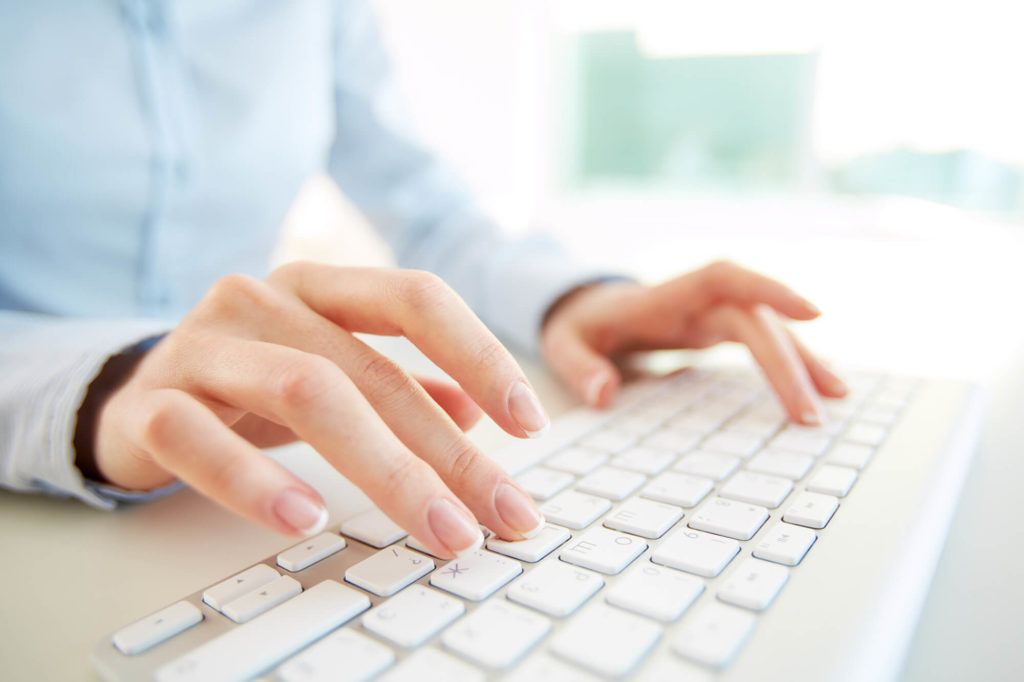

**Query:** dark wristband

left=73, top=334, right=166, bottom=483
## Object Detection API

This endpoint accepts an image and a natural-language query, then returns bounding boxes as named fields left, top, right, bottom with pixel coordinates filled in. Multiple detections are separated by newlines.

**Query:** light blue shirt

left=0, top=0, right=599, bottom=507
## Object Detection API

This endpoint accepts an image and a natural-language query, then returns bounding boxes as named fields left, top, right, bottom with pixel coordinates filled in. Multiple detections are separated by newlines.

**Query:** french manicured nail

left=585, top=373, right=610, bottom=406
left=801, top=409, right=823, bottom=426
left=274, top=489, right=328, bottom=535
left=428, top=498, right=484, bottom=557
left=495, top=482, right=545, bottom=539
left=801, top=394, right=826, bottom=426
left=507, top=381, right=550, bottom=437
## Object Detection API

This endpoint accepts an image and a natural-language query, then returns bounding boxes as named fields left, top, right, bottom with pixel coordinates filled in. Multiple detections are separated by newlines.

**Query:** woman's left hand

left=539, top=260, right=848, bottom=424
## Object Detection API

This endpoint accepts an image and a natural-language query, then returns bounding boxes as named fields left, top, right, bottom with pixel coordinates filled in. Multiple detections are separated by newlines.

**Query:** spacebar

left=156, top=580, right=371, bottom=682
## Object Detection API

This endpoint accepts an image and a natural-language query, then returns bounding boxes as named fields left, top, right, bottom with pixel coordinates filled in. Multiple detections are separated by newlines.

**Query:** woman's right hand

left=91, top=263, right=549, bottom=558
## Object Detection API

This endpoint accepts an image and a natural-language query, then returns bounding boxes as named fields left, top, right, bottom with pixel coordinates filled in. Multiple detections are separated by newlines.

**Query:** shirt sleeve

left=325, top=0, right=613, bottom=355
left=0, top=311, right=176, bottom=509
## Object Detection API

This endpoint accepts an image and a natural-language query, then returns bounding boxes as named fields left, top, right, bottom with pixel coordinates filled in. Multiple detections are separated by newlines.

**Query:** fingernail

left=274, top=489, right=328, bottom=535
left=802, top=297, right=822, bottom=315
left=801, top=409, right=822, bottom=426
left=585, top=373, right=610, bottom=406
left=507, top=381, right=550, bottom=438
left=495, top=482, right=545, bottom=539
left=800, top=395, right=827, bottom=426
left=428, top=498, right=484, bottom=557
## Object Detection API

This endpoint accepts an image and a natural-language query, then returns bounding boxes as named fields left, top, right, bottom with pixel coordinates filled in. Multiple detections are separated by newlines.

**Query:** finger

left=784, top=330, right=849, bottom=398
left=268, top=264, right=550, bottom=438
left=205, top=280, right=545, bottom=544
left=126, top=388, right=328, bottom=536
left=291, top=328, right=543, bottom=541
left=179, top=337, right=490, bottom=557
left=414, top=375, right=483, bottom=432
left=688, top=260, right=821, bottom=321
left=541, top=322, right=621, bottom=408
left=716, top=304, right=826, bottom=425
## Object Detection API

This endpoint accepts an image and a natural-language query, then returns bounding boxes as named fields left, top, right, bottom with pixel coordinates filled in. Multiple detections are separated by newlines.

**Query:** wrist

left=541, top=277, right=637, bottom=333
left=74, top=335, right=165, bottom=484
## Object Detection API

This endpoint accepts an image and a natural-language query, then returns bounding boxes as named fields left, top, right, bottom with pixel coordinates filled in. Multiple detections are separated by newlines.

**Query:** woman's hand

left=92, top=263, right=547, bottom=558
left=540, top=261, right=848, bottom=423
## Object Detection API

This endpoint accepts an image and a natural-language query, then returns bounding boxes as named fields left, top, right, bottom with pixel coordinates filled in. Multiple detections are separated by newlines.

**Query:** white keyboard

left=93, top=367, right=984, bottom=682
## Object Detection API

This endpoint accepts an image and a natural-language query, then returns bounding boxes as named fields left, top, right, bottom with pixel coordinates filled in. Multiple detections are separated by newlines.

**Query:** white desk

left=2, top=197, right=1023, bottom=680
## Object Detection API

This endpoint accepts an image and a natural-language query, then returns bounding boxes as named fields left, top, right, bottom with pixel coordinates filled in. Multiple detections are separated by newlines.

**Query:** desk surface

left=2, top=201, right=1023, bottom=681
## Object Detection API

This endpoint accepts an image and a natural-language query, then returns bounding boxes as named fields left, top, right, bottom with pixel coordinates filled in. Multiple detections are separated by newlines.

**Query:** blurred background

left=277, top=0, right=1024, bottom=381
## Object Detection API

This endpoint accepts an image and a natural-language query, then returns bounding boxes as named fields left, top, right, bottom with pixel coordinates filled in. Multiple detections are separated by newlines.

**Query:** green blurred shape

left=830, top=149, right=1024, bottom=214
left=573, top=31, right=816, bottom=190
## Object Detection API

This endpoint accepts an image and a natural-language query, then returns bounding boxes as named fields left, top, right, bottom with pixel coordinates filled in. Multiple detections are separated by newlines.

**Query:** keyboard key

left=689, top=496, right=769, bottom=541
left=487, top=525, right=570, bottom=562
left=202, top=563, right=279, bottom=611
left=843, top=421, right=888, bottom=447
left=873, top=386, right=914, bottom=407
left=673, top=451, right=740, bottom=481
left=406, top=528, right=490, bottom=560
left=111, top=600, right=203, bottom=656
left=725, top=413, right=785, bottom=440
left=670, top=411, right=729, bottom=434
left=156, top=581, right=370, bottom=682
left=605, top=562, right=704, bottom=622
left=441, top=600, right=551, bottom=670
left=430, top=549, right=522, bottom=601
left=671, top=602, right=755, bottom=668
left=859, top=405, right=901, bottom=426
left=719, top=471, right=793, bottom=509
left=718, top=558, right=789, bottom=611
left=635, top=658, right=715, bottom=682
left=545, top=446, right=607, bottom=476
left=753, top=523, right=816, bottom=566
left=516, top=467, right=575, bottom=500
left=540, top=490, right=611, bottom=529
left=615, top=412, right=669, bottom=436
left=276, top=629, right=394, bottom=682
left=651, top=528, right=740, bottom=577
left=550, top=603, right=661, bottom=678
left=579, top=428, right=639, bottom=453
left=827, top=442, right=874, bottom=470
left=361, top=585, right=465, bottom=648
left=641, top=427, right=702, bottom=454
left=505, top=655, right=604, bottom=682
left=612, top=446, right=676, bottom=475
left=603, top=497, right=683, bottom=539
left=277, top=532, right=346, bottom=572
left=377, top=648, right=484, bottom=682
left=745, top=450, right=814, bottom=480
left=641, top=472, right=713, bottom=508
left=576, top=466, right=646, bottom=500
left=341, top=509, right=407, bottom=548
left=700, top=432, right=764, bottom=458
left=222, top=574, right=302, bottom=623
left=825, top=401, right=858, bottom=423
left=770, top=427, right=832, bottom=456
left=506, top=560, right=604, bottom=617
left=807, top=464, right=859, bottom=497
left=559, top=527, right=648, bottom=575
left=783, top=491, right=839, bottom=529
left=345, top=546, right=434, bottom=597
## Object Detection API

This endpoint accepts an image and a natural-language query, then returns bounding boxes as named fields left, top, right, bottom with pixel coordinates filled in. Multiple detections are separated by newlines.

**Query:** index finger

left=268, top=264, right=549, bottom=438
left=681, top=260, right=822, bottom=321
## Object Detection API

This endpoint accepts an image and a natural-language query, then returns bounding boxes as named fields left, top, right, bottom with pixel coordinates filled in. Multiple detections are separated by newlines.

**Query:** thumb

left=545, top=329, right=622, bottom=408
